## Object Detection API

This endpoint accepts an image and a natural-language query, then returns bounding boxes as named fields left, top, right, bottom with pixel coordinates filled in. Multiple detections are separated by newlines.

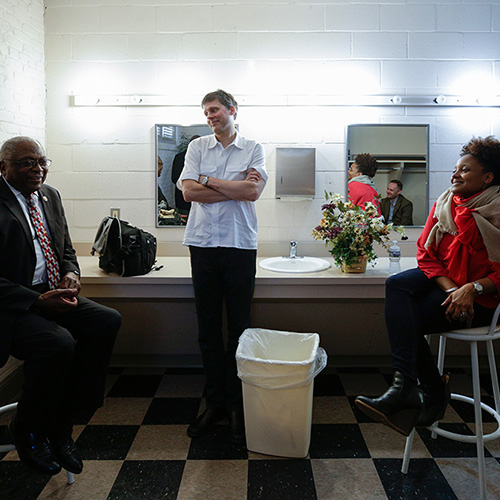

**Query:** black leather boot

left=416, top=374, right=451, bottom=427
left=355, top=371, right=424, bottom=436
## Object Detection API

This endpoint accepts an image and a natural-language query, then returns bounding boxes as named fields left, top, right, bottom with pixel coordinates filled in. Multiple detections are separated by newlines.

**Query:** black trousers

left=386, top=268, right=493, bottom=383
left=10, top=295, right=121, bottom=432
left=189, top=246, right=256, bottom=411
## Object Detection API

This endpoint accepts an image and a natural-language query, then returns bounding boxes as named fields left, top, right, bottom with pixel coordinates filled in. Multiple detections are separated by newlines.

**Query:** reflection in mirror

left=346, top=124, right=429, bottom=226
left=155, top=124, right=211, bottom=227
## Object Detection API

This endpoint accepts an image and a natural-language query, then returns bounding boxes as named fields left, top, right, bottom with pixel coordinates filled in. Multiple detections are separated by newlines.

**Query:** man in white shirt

left=178, top=90, right=268, bottom=443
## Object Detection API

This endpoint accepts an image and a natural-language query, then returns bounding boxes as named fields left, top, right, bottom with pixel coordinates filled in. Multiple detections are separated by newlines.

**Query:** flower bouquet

left=312, top=192, right=405, bottom=271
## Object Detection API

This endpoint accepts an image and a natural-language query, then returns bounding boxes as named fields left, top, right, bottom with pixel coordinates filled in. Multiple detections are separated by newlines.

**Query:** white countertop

left=78, top=256, right=417, bottom=300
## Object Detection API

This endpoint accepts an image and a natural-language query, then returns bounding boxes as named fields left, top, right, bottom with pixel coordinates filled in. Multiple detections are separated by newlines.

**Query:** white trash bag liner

left=236, top=328, right=327, bottom=389
left=236, top=328, right=328, bottom=458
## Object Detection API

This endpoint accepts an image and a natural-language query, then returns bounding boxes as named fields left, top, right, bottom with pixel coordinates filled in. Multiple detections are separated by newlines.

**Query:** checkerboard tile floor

left=1, top=367, right=500, bottom=500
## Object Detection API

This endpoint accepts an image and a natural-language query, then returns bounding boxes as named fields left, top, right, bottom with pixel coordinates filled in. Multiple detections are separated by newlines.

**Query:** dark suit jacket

left=0, top=177, right=80, bottom=367
left=380, top=194, right=413, bottom=226
left=171, top=151, right=191, bottom=213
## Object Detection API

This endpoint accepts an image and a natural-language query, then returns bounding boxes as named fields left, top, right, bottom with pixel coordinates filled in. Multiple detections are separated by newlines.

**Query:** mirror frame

left=346, top=123, right=430, bottom=227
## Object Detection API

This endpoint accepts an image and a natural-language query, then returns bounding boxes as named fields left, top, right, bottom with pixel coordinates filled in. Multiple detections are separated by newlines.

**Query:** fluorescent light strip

left=71, top=95, right=500, bottom=107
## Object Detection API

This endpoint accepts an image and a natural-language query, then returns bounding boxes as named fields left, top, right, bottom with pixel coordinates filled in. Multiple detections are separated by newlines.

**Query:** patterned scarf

left=424, top=186, right=500, bottom=285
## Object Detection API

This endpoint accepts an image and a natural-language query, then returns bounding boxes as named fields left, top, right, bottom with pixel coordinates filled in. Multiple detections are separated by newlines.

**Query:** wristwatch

left=201, top=176, right=210, bottom=187
left=473, top=281, right=484, bottom=295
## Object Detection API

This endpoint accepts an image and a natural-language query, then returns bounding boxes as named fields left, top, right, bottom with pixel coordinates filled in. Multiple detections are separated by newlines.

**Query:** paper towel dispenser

left=276, top=147, right=315, bottom=199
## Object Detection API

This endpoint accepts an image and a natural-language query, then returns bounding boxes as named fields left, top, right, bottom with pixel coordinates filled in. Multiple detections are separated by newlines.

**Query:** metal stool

left=0, top=402, right=75, bottom=484
left=402, top=303, right=500, bottom=500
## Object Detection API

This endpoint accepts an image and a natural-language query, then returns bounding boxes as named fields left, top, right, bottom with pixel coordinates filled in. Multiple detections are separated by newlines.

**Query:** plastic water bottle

left=389, top=240, right=401, bottom=275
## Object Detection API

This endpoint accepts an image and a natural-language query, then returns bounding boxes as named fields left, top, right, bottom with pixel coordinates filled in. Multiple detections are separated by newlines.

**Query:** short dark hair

left=389, top=179, right=403, bottom=191
left=201, top=89, right=238, bottom=119
left=354, top=153, right=378, bottom=178
left=460, top=136, right=500, bottom=186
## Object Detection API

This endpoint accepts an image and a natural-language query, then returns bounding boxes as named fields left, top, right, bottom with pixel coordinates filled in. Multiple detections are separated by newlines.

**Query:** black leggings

left=386, top=268, right=493, bottom=383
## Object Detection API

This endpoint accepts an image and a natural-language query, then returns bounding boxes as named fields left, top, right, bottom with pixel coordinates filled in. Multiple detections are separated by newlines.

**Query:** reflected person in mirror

left=347, top=153, right=381, bottom=215
left=380, top=179, right=413, bottom=226
left=0, top=137, right=121, bottom=476
left=177, top=89, right=268, bottom=444
left=171, top=135, right=200, bottom=217
left=355, top=136, right=500, bottom=436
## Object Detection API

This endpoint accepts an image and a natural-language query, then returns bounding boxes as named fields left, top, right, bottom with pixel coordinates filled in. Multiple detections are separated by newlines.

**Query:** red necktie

left=26, top=194, right=61, bottom=289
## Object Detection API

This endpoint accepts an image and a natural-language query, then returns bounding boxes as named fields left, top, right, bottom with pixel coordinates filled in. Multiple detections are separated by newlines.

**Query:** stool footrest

left=429, top=393, right=500, bottom=444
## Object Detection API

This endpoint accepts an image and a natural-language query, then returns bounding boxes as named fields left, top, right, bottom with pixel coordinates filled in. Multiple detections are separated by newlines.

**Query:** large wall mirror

left=155, top=124, right=211, bottom=227
left=346, top=124, right=429, bottom=226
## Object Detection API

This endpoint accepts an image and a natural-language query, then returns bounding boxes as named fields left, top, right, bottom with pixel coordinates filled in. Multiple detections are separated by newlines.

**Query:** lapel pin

left=43, top=196, right=48, bottom=202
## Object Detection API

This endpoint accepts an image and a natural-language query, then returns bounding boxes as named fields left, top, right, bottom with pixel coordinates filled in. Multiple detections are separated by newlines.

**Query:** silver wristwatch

left=201, top=176, right=209, bottom=187
left=473, top=281, right=484, bottom=295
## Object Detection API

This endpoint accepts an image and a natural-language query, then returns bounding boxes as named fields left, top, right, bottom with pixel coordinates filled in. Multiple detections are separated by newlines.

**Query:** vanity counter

left=77, top=255, right=462, bottom=366
left=78, top=256, right=417, bottom=300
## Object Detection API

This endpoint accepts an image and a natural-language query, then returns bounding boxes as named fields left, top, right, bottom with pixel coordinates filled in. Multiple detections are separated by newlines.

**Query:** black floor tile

left=0, top=462, right=50, bottom=500
left=450, top=396, right=497, bottom=423
left=187, top=427, right=248, bottom=460
left=336, top=367, right=381, bottom=374
left=416, top=425, right=492, bottom=458
left=107, top=375, right=163, bottom=398
left=478, top=372, right=499, bottom=396
left=76, top=425, right=139, bottom=460
left=107, top=367, right=124, bottom=375
left=142, top=397, right=200, bottom=425
left=163, top=367, right=204, bottom=375
left=0, top=425, right=11, bottom=446
left=374, top=458, right=458, bottom=500
left=313, top=373, right=345, bottom=396
left=309, top=423, right=370, bottom=459
left=247, top=459, right=317, bottom=500
left=107, top=460, right=185, bottom=500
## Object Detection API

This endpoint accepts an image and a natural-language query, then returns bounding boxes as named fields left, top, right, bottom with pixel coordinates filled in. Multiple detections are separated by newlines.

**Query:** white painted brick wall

left=33, top=1, right=500, bottom=249
left=0, top=0, right=45, bottom=144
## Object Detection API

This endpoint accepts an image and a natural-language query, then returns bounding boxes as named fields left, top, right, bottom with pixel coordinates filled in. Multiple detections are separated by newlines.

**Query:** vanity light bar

left=71, top=95, right=500, bottom=107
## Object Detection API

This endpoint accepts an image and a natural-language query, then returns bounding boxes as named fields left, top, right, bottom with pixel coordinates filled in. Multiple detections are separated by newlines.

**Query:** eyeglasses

left=6, top=157, right=52, bottom=169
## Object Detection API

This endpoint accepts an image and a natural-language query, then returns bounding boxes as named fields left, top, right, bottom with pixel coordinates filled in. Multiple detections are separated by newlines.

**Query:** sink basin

left=259, top=256, right=331, bottom=274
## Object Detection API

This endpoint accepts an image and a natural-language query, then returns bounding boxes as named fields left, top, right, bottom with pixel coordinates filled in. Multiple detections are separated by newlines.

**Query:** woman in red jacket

left=355, top=136, right=500, bottom=436
left=348, top=153, right=381, bottom=215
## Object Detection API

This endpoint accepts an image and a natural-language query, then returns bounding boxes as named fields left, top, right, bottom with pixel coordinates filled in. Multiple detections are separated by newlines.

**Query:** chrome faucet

left=289, top=240, right=298, bottom=258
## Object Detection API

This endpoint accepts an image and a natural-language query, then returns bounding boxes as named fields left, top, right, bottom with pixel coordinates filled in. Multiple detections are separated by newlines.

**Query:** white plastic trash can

left=236, top=328, right=327, bottom=458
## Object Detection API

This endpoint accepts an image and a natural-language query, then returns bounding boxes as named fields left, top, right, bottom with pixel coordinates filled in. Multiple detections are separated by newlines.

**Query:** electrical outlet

left=110, top=208, right=120, bottom=218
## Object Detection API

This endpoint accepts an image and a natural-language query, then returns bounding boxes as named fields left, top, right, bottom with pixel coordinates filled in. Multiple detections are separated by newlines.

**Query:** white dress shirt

left=178, top=132, right=268, bottom=250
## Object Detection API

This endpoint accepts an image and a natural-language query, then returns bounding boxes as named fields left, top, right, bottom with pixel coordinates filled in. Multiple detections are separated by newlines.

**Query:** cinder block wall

left=10, top=1, right=500, bottom=254
left=0, top=0, right=45, bottom=143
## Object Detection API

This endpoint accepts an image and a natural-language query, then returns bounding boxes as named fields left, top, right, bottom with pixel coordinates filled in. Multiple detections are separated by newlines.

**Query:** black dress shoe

left=187, top=408, right=227, bottom=438
left=229, top=410, right=245, bottom=445
left=48, top=427, right=83, bottom=474
left=416, top=374, right=451, bottom=427
left=355, top=371, right=424, bottom=436
left=7, top=420, right=61, bottom=476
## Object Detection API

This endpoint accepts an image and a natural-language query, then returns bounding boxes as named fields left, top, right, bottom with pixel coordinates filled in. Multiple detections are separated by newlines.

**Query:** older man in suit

left=0, top=137, right=121, bottom=476
left=380, top=179, right=413, bottom=226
